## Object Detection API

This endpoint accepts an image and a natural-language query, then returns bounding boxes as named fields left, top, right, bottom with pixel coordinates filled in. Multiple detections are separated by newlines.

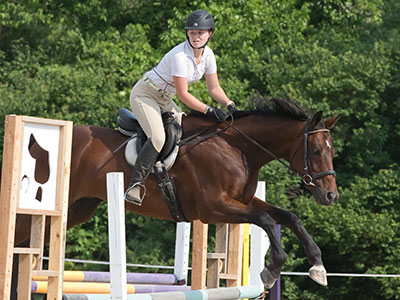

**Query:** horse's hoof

left=260, top=267, right=278, bottom=289
left=309, top=265, right=328, bottom=286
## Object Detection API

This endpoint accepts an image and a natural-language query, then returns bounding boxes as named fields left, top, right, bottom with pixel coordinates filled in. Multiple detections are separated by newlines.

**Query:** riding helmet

left=185, top=10, right=215, bottom=32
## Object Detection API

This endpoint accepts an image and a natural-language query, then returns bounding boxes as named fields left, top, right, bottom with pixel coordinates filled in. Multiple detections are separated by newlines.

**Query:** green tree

left=0, top=1, right=399, bottom=298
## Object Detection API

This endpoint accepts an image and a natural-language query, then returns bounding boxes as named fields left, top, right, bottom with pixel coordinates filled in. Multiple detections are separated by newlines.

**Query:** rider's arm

left=174, top=76, right=208, bottom=113
left=205, top=72, right=231, bottom=107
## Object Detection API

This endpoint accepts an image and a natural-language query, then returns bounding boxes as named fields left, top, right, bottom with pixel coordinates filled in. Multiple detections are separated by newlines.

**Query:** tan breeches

left=129, top=78, right=181, bottom=152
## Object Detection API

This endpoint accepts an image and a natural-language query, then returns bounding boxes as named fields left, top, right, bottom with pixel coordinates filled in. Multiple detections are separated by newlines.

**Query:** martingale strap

left=153, top=163, right=188, bottom=222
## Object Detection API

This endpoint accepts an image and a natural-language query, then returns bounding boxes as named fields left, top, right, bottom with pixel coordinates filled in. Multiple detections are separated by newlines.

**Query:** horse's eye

left=312, top=148, right=321, bottom=156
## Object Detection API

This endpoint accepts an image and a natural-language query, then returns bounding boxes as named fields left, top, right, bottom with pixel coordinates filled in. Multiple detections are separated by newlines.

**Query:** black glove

left=205, top=106, right=228, bottom=122
left=227, top=102, right=238, bottom=114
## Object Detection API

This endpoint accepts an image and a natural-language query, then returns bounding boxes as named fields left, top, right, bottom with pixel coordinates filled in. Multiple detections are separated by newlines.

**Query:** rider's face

left=187, top=30, right=212, bottom=48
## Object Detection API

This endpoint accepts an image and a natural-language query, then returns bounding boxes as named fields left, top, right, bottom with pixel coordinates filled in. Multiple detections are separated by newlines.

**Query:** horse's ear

left=325, top=114, right=341, bottom=130
left=310, top=111, right=323, bottom=129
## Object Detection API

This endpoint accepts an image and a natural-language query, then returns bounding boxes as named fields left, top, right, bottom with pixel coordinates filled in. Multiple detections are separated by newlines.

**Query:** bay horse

left=15, top=96, right=340, bottom=289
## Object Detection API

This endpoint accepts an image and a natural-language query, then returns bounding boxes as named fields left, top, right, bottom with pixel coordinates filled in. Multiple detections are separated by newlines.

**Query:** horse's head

left=291, top=111, right=340, bottom=206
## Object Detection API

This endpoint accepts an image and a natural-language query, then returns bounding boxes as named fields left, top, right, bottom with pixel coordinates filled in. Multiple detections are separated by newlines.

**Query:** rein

left=178, top=117, right=233, bottom=147
left=179, top=115, right=335, bottom=187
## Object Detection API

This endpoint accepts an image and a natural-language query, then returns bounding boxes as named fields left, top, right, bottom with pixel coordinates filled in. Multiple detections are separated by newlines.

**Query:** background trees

left=1, top=1, right=399, bottom=298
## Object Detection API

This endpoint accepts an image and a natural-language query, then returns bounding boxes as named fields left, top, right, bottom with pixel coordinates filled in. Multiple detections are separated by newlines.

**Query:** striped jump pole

left=61, top=285, right=263, bottom=300
left=33, top=270, right=180, bottom=285
left=31, top=280, right=190, bottom=294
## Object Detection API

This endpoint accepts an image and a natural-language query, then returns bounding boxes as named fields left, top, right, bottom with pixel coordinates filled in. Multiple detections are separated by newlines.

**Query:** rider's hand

left=205, top=106, right=228, bottom=122
left=227, top=101, right=238, bottom=114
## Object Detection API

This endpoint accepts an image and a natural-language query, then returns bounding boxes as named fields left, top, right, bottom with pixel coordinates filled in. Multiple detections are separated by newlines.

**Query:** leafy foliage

left=1, top=1, right=399, bottom=299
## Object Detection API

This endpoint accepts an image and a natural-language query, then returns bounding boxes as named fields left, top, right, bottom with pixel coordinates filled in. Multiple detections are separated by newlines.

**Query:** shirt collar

left=184, top=40, right=210, bottom=62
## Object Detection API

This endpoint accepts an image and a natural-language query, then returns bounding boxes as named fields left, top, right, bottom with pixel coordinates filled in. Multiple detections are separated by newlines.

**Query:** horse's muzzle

left=316, top=189, right=339, bottom=206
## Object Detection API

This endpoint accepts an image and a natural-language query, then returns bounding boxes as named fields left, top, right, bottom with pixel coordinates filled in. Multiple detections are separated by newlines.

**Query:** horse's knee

left=274, top=251, right=288, bottom=266
left=250, top=211, right=275, bottom=228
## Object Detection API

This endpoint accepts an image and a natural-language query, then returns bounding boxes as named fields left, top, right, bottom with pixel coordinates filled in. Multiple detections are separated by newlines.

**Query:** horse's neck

left=234, top=115, right=304, bottom=163
left=180, top=114, right=304, bottom=163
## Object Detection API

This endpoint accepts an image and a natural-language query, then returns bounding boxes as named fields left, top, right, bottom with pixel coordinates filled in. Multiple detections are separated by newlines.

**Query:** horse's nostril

left=326, top=191, right=336, bottom=203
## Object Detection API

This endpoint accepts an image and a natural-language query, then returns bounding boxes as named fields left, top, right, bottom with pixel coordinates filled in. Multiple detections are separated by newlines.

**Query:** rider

left=125, top=9, right=237, bottom=205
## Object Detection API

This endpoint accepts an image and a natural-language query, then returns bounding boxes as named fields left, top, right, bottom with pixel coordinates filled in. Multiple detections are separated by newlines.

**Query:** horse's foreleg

left=66, top=197, right=103, bottom=230
left=248, top=196, right=327, bottom=286
left=201, top=201, right=287, bottom=289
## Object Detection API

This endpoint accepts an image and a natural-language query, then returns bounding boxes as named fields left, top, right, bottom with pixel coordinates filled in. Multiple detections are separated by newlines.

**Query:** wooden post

left=0, top=115, right=23, bottom=299
left=249, top=182, right=269, bottom=287
left=174, top=222, right=191, bottom=284
left=107, top=172, right=128, bottom=300
left=226, top=224, right=244, bottom=287
left=191, top=220, right=208, bottom=290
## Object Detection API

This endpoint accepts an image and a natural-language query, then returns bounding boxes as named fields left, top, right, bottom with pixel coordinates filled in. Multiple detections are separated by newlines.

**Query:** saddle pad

left=125, top=138, right=179, bottom=171
left=124, top=112, right=184, bottom=171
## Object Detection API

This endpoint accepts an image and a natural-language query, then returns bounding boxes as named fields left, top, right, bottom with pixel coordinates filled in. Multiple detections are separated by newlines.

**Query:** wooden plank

left=30, top=215, right=46, bottom=270
left=219, top=273, right=239, bottom=280
left=206, top=256, right=221, bottom=288
left=16, top=208, right=62, bottom=216
left=21, top=116, right=72, bottom=126
left=226, top=224, right=244, bottom=287
left=0, top=115, right=23, bottom=300
left=215, top=224, right=228, bottom=273
left=47, top=120, right=73, bottom=300
left=207, top=253, right=227, bottom=259
left=32, top=270, right=59, bottom=277
left=13, top=248, right=41, bottom=255
left=191, top=220, right=208, bottom=290
left=17, top=253, right=33, bottom=300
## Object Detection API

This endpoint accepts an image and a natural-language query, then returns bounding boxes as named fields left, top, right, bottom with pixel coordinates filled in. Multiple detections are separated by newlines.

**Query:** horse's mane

left=245, top=93, right=310, bottom=121
left=188, top=93, right=311, bottom=121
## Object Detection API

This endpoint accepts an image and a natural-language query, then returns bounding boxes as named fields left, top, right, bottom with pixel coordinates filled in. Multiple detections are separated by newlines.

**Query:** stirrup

left=124, top=183, right=146, bottom=206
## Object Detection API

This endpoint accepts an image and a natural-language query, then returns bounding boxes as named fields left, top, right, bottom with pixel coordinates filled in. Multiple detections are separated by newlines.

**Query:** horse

left=15, top=96, right=340, bottom=289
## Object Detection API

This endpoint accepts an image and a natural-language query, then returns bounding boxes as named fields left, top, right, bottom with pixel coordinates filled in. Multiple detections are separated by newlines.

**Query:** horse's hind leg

left=201, top=201, right=287, bottom=289
left=248, top=196, right=328, bottom=286
left=250, top=211, right=288, bottom=289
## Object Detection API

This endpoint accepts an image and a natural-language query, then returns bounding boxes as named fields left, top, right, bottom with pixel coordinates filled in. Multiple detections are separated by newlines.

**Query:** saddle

left=117, top=108, right=182, bottom=171
left=117, top=108, right=187, bottom=222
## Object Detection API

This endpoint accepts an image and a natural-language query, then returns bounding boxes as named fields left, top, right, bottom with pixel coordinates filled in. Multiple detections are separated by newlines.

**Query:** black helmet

left=185, top=10, right=215, bottom=32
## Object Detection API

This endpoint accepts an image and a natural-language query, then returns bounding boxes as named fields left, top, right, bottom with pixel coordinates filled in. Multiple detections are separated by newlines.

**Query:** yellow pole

left=242, top=223, right=250, bottom=284
left=241, top=223, right=250, bottom=300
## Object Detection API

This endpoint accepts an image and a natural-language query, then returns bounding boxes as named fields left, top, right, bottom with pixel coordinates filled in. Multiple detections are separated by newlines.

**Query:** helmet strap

left=186, top=31, right=213, bottom=49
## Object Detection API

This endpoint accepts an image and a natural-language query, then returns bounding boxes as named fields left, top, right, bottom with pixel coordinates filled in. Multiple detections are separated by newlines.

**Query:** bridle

left=223, top=117, right=336, bottom=187
left=288, top=120, right=336, bottom=187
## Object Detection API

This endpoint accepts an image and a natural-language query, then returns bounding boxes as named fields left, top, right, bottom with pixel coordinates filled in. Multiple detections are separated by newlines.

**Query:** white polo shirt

left=144, top=41, right=217, bottom=96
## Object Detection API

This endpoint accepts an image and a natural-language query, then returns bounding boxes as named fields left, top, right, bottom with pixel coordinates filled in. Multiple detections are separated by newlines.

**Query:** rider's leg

left=125, top=80, right=166, bottom=205
left=125, top=139, right=159, bottom=205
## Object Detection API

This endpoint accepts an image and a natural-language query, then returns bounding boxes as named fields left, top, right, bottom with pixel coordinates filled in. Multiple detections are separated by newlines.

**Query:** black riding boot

left=125, top=139, right=159, bottom=205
